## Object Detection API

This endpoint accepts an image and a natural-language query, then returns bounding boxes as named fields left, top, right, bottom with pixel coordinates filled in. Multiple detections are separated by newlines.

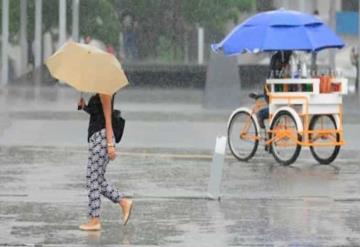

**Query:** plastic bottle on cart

left=301, top=62, right=307, bottom=78
left=290, top=56, right=297, bottom=78
left=305, top=83, right=312, bottom=92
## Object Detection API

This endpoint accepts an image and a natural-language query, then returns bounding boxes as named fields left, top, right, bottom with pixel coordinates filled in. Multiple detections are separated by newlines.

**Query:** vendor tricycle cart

left=227, top=77, right=348, bottom=165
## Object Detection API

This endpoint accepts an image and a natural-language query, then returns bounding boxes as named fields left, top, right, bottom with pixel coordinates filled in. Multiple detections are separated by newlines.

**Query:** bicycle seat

left=248, top=92, right=264, bottom=100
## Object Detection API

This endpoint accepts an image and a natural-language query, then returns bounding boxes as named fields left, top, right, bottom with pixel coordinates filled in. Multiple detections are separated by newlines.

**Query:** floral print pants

left=86, top=129, right=122, bottom=218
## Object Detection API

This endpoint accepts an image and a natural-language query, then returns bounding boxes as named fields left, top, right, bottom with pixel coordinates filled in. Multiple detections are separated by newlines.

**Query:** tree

left=117, top=0, right=252, bottom=61
left=1, top=0, right=252, bottom=61
left=79, top=0, right=120, bottom=46
left=0, top=0, right=20, bottom=43
left=0, top=0, right=120, bottom=46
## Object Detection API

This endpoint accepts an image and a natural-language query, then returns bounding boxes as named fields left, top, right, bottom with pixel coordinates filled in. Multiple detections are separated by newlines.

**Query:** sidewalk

left=0, top=86, right=359, bottom=151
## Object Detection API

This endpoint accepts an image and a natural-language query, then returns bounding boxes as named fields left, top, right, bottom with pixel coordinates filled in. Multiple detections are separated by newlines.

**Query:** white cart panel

left=267, top=78, right=347, bottom=115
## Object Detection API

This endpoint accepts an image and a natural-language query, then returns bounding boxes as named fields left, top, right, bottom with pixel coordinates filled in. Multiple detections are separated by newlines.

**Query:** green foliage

left=1, top=0, right=120, bottom=45
left=79, top=0, right=119, bottom=46
left=1, top=0, right=65, bottom=41
left=26, top=0, right=61, bottom=40
left=117, top=0, right=253, bottom=60
left=1, top=0, right=253, bottom=60
left=0, top=0, right=20, bottom=42
left=182, top=0, right=253, bottom=30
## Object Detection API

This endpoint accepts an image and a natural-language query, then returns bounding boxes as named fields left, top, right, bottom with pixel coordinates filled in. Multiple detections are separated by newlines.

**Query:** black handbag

left=112, top=109, right=125, bottom=143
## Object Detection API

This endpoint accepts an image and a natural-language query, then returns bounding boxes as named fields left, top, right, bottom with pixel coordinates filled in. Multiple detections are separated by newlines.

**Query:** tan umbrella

left=46, top=41, right=128, bottom=95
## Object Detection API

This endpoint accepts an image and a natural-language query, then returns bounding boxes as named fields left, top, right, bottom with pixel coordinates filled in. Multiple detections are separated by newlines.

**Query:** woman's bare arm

left=100, top=94, right=116, bottom=159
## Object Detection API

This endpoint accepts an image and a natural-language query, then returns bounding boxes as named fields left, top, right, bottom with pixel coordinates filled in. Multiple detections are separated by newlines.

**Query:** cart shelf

left=266, top=78, right=348, bottom=115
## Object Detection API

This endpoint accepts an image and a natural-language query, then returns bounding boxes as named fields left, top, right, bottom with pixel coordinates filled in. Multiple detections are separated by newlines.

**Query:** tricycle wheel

left=227, top=110, right=259, bottom=161
left=309, top=114, right=340, bottom=165
left=270, top=110, right=302, bottom=166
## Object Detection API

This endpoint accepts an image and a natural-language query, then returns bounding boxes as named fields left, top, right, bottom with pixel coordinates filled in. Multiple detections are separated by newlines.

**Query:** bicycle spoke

left=309, top=115, right=340, bottom=164
left=228, top=111, right=259, bottom=161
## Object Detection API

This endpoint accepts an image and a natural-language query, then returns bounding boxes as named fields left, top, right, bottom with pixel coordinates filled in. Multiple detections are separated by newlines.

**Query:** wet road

left=1, top=146, right=360, bottom=246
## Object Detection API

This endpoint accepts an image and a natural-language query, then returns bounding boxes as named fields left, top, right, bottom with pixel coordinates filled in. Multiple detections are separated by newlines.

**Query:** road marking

left=0, top=194, right=27, bottom=197
left=1, top=146, right=359, bottom=162
left=119, top=151, right=216, bottom=160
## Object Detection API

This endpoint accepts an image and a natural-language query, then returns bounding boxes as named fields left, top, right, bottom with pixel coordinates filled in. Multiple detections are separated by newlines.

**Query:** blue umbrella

left=212, top=9, right=344, bottom=55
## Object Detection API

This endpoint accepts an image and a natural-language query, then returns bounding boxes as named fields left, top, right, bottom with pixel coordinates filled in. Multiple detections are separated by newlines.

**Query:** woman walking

left=78, top=93, right=133, bottom=231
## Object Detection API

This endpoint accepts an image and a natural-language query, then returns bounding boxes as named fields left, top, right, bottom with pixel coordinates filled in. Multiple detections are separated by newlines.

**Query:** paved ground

left=1, top=86, right=360, bottom=246
left=1, top=147, right=360, bottom=246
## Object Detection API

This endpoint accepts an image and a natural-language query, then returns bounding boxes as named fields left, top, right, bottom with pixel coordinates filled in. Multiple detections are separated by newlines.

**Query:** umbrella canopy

left=46, top=41, right=128, bottom=95
left=212, top=9, right=344, bottom=55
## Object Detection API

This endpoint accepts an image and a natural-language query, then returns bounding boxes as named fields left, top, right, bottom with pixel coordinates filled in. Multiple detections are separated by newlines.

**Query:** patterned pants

left=86, top=129, right=122, bottom=218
